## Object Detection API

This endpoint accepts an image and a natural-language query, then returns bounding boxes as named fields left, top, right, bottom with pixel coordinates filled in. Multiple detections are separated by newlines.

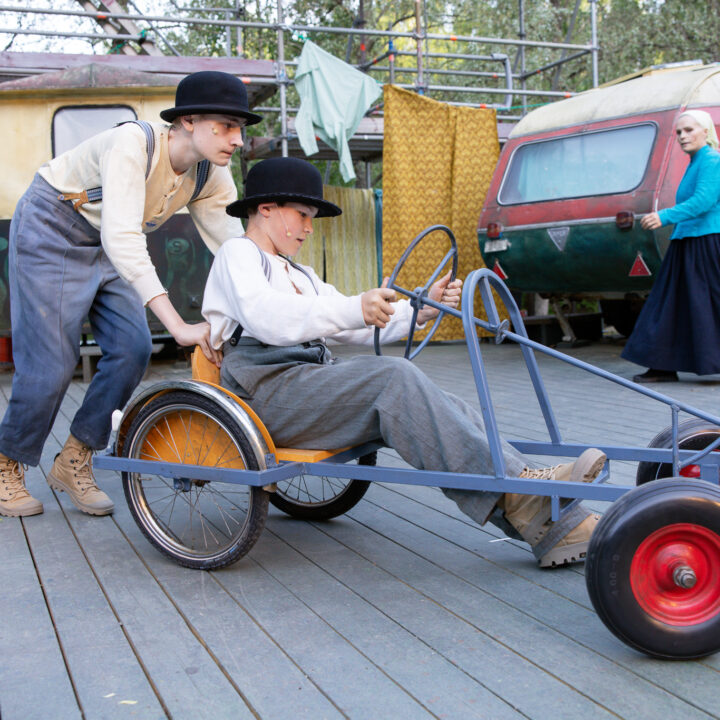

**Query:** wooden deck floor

left=2, top=339, right=720, bottom=719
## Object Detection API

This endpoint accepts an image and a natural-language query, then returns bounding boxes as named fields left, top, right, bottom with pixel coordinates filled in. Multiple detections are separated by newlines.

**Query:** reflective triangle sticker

left=629, top=252, right=651, bottom=277
left=493, top=260, right=508, bottom=280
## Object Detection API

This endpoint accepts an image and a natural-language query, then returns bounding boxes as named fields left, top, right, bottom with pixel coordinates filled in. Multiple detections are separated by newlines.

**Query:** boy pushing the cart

left=202, top=157, right=602, bottom=568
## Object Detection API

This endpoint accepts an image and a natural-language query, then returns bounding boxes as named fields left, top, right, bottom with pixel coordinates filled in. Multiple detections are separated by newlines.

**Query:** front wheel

left=586, top=477, right=720, bottom=659
left=121, top=390, right=269, bottom=570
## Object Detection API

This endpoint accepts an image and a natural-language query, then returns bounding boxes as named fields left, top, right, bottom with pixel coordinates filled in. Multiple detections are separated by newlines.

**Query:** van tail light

left=616, top=211, right=634, bottom=230
left=487, top=222, right=503, bottom=239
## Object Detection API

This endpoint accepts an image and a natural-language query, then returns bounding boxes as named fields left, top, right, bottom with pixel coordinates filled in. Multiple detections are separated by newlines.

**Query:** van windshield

left=499, top=123, right=656, bottom=205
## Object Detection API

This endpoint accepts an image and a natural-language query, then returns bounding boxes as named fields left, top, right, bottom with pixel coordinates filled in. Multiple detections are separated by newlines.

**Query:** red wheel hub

left=631, top=523, right=720, bottom=626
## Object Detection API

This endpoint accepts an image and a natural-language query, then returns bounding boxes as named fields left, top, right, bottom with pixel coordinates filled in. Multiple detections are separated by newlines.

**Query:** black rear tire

left=270, top=452, right=376, bottom=520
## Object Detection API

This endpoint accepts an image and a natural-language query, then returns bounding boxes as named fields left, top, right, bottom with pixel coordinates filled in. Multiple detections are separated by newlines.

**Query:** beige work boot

left=47, top=435, right=114, bottom=516
left=501, top=448, right=606, bottom=568
left=0, top=453, right=43, bottom=517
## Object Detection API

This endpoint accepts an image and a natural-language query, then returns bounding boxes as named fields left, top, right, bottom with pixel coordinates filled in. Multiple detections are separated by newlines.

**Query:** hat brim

left=226, top=193, right=342, bottom=219
left=160, top=104, right=263, bottom=125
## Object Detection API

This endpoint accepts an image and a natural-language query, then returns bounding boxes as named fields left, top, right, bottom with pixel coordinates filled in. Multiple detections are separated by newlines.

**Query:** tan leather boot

left=0, top=453, right=43, bottom=517
left=501, top=448, right=605, bottom=568
left=47, top=435, right=114, bottom=515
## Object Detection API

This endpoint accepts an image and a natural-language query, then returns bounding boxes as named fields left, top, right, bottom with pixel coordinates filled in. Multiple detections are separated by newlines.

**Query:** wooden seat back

left=191, top=346, right=221, bottom=385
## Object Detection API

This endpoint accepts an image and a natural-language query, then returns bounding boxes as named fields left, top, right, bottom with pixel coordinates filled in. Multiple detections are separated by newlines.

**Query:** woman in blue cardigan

left=623, top=109, right=720, bottom=382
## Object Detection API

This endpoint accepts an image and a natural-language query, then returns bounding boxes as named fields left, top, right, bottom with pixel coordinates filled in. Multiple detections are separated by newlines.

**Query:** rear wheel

left=636, top=418, right=720, bottom=485
left=270, top=452, right=376, bottom=520
left=121, top=390, right=269, bottom=569
left=600, top=297, right=643, bottom=337
left=586, top=478, right=720, bottom=659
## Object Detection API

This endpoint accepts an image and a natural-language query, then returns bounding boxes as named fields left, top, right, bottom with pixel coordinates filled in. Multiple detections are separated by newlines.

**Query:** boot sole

left=0, top=503, right=44, bottom=517
left=47, top=473, right=114, bottom=516
left=539, top=539, right=589, bottom=568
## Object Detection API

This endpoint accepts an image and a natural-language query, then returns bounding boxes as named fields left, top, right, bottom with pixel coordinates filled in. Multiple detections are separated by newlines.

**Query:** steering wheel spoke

left=374, top=225, right=458, bottom=360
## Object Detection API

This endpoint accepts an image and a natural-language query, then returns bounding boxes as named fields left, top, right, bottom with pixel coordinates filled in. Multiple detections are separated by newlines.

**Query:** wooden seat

left=191, top=346, right=221, bottom=384
left=190, top=347, right=348, bottom=463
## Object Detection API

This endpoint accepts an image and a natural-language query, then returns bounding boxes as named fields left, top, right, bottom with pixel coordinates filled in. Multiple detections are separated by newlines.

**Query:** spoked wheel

left=586, top=477, right=720, bottom=659
left=270, top=452, right=376, bottom=520
left=121, top=390, right=269, bottom=570
left=374, top=224, right=458, bottom=360
left=636, top=418, right=720, bottom=485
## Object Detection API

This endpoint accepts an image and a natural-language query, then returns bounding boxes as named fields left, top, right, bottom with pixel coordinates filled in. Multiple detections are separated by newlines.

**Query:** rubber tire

left=586, top=477, right=720, bottom=659
left=121, top=390, right=269, bottom=570
left=636, top=418, right=720, bottom=485
left=269, top=452, right=376, bottom=520
left=600, top=297, right=643, bottom=338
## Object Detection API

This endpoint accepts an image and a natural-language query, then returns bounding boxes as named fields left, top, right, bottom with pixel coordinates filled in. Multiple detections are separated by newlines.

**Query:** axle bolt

left=673, top=565, right=697, bottom=589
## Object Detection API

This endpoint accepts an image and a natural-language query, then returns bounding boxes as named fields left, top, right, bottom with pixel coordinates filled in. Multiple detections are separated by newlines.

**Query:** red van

left=478, top=62, right=720, bottom=334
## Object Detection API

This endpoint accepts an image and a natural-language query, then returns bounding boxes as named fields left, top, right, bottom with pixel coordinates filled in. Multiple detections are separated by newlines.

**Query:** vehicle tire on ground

left=270, top=452, right=376, bottom=520
left=121, top=390, right=269, bottom=570
left=600, top=297, right=643, bottom=337
left=636, top=418, right=720, bottom=485
left=586, top=477, right=720, bottom=659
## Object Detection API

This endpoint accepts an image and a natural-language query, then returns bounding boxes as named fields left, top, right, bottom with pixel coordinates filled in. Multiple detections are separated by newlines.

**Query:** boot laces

left=0, top=459, right=29, bottom=499
left=520, top=465, right=560, bottom=480
left=71, top=447, right=97, bottom=492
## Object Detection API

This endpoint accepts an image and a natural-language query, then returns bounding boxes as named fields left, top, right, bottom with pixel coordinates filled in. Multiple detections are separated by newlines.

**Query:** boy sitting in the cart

left=202, top=157, right=602, bottom=568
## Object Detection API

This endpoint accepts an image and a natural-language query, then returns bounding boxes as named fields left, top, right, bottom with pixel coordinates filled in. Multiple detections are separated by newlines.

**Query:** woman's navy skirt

left=622, top=233, right=720, bottom=375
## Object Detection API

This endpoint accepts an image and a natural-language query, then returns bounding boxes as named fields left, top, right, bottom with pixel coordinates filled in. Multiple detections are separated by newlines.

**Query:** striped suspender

left=83, top=120, right=154, bottom=204
left=191, top=159, right=211, bottom=201
left=59, top=120, right=210, bottom=210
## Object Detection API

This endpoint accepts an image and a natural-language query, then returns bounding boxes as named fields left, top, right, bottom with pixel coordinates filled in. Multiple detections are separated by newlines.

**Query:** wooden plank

left=202, top=547, right=439, bottom=718
left=261, top=514, right=612, bottom=720
left=43, top=402, right=256, bottom=719
left=320, top=486, right=719, bottom=719
left=0, top=512, right=80, bottom=720
left=20, top=466, right=166, bottom=719
left=365, top=480, right=720, bottom=710
left=106, top=491, right=348, bottom=720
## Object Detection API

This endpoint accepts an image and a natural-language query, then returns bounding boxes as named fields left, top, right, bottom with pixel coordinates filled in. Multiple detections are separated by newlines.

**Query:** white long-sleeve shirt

left=203, top=235, right=419, bottom=349
left=39, top=121, right=245, bottom=304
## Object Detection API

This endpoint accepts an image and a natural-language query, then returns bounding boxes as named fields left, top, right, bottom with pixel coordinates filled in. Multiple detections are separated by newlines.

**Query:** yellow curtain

left=295, top=185, right=378, bottom=296
left=382, top=85, right=503, bottom=340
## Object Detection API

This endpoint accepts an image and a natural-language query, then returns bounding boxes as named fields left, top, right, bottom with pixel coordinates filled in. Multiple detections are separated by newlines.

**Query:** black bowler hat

left=226, top=157, right=342, bottom=218
left=160, top=71, right=262, bottom=125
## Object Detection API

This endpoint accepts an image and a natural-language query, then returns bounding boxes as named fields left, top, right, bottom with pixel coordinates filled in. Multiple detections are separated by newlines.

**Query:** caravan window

left=499, top=123, right=657, bottom=205
left=52, top=105, right=137, bottom=157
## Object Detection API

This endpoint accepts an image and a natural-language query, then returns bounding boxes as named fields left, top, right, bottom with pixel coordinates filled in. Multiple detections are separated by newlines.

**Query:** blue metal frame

left=95, top=264, right=720, bottom=515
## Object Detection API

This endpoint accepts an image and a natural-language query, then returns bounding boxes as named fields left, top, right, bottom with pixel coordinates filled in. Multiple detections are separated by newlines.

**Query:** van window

left=52, top=105, right=137, bottom=157
left=499, top=123, right=657, bottom=205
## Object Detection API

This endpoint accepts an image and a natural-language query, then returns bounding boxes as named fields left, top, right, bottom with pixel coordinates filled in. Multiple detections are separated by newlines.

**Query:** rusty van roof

left=0, top=51, right=277, bottom=107
left=510, top=64, right=720, bottom=139
left=0, top=63, right=177, bottom=92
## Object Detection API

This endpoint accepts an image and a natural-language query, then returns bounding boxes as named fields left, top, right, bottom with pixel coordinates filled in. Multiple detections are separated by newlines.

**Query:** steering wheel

left=374, top=224, right=458, bottom=360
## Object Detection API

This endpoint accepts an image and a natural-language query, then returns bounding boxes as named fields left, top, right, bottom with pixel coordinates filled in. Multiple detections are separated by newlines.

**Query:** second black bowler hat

left=227, top=158, right=342, bottom=218
left=160, top=71, right=262, bottom=125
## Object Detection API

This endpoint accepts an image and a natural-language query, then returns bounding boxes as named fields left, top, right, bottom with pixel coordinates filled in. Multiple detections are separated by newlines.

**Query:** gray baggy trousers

left=221, top=344, right=528, bottom=526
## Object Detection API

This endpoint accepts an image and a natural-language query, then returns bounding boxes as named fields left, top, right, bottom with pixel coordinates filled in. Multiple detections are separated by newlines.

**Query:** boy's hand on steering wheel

left=362, top=283, right=397, bottom=328
left=417, top=272, right=463, bottom=325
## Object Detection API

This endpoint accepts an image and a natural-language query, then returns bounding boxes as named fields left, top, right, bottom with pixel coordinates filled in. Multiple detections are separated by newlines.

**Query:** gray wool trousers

left=221, top=343, right=528, bottom=527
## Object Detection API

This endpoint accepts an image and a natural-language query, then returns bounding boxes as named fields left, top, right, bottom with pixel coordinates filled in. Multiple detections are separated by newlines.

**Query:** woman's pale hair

left=677, top=109, right=719, bottom=150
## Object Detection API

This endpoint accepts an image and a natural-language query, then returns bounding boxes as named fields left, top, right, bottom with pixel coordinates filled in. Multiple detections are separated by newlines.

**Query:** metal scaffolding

left=0, top=0, right=599, bottom=167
